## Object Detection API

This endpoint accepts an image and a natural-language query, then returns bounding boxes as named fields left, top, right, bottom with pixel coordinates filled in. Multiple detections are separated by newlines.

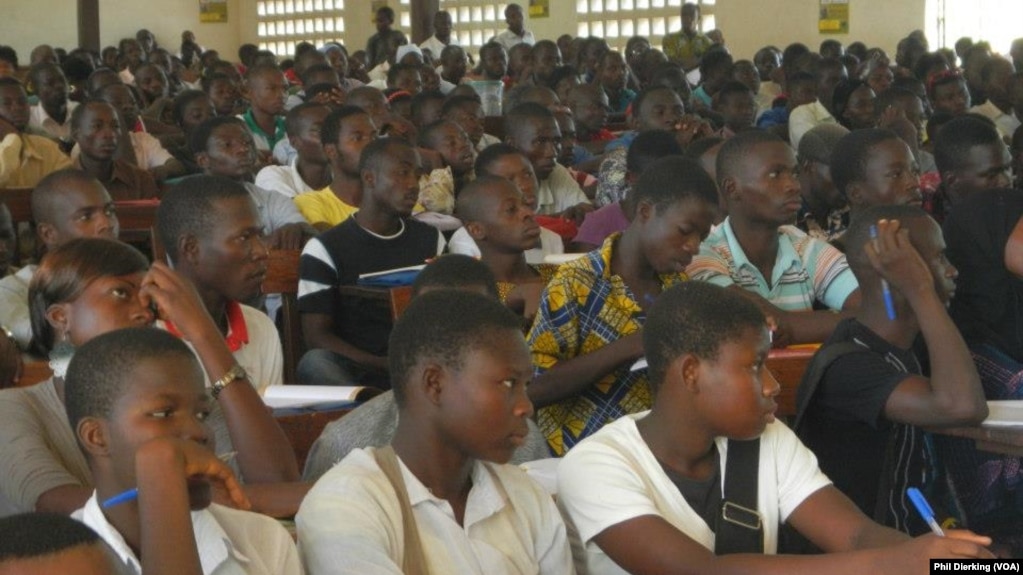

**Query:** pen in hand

left=870, top=224, right=897, bottom=321
left=907, top=487, right=945, bottom=536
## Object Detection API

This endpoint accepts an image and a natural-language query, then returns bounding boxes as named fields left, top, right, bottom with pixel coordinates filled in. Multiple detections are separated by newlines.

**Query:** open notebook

left=263, top=385, right=383, bottom=409
left=983, top=400, right=1023, bottom=426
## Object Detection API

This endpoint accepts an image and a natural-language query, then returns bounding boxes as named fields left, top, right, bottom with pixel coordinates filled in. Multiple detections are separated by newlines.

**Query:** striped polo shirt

left=686, top=217, right=858, bottom=311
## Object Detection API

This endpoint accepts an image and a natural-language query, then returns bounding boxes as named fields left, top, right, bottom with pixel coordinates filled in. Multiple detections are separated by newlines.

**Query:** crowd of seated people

left=1, top=2, right=1022, bottom=572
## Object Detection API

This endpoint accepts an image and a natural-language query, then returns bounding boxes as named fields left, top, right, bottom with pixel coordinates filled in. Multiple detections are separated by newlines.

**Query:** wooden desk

left=766, top=347, right=816, bottom=418
left=933, top=425, right=1023, bottom=458
left=275, top=407, right=355, bottom=470
left=337, top=285, right=414, bottom=321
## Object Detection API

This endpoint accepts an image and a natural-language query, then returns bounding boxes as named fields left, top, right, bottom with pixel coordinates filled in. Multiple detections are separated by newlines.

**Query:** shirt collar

left=242, top=108, right=286, bottom=148
left=720, top=217, right=801, bottom=286
left=164, top=301, right=249, bottom=352
left=397, top=455, right=506, bottom=529
left=79, top=492, right=250, bottom=574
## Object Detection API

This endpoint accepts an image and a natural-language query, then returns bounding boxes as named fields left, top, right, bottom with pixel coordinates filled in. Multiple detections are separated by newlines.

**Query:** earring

left=48, top=328, right=74, bottom=379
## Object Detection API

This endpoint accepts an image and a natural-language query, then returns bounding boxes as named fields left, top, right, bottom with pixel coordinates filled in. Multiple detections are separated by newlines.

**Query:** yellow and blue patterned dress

left=527, top=234, right=686, bottom=456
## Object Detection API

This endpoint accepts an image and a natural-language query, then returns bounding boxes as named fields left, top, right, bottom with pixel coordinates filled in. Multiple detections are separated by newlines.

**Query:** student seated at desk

left=557, top=281, right=993, bottom=575
left=297, top=138, right=445, bottom=388
left=302, top=254, right=551, bottom=481
left=456, top=176, right=558, bottom=326
left=0, top=512, right=131, bottom=574
left=294, top=106, right=377, bottom=231
left=795, top=206, right=988, bottom=534
left=0, top=77, right=73, bottom=188
left=65, top=328, right=302, bottom=575
left=0, top=169, right=119, bottom=355
left=0, top=238, right=297, bottom=516
left=528, top=156, right=719, bottom=456
left=448, top=144, right=565, bottom=264
left=191, top=116, right=312, bottom=250
left=937, top=189, right=1023, bottom=555
left=686, top=130, right=860, bottom=346
left=298, top=290, right=573, bottom=574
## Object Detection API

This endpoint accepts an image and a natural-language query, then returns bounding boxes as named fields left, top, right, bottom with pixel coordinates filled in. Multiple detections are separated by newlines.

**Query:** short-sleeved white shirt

left=557, top=413, right=831, bottom=575
left=255, top=160, right=315, bottom=199
left=74, top=492, right=302, bottom=574
left=537, top=163, right=590, bottom=216
left=297, top=447, right=575, bottom=575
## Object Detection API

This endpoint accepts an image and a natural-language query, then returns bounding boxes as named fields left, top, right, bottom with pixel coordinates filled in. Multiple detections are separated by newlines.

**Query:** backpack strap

left=791, top=342, right=864, bottom=432
left=715, top=438, right=764, bottom=555
left=374, top=446, right=433, bottom=575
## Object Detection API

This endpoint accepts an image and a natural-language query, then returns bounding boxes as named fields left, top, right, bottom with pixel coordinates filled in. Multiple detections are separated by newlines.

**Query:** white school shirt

left=557, top=413, right=832, bottom=575
left=28, top=101, right=78, bottom=142
left=73, top=492, right=302, bottom=575
left=537, top=163, right=590, bottom=216
left=0, top=265, right=36, bottom=348
left=255, top=159, right=315, bottom=199
left=70, top=130, right=172, bottom=170
left=297, top=447, right=575, bottom=575
left=448, top=226, right=564, bottom=265
left=490, top=29, right=536, bottom=51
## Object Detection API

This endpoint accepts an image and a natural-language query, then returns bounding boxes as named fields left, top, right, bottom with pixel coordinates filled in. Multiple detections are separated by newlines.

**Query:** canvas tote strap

left=374, top=445, right=433, bottom=575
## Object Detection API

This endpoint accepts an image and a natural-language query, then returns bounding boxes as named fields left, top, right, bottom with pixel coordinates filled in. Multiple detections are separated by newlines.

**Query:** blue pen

left=869, top=224, right=897, bottom=321
left=907, top=487, right=945, bottom=536
left=101, top=488, right=138, bottom=509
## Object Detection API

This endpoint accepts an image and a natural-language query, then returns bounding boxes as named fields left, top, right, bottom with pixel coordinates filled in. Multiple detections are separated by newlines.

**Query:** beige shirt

left=0, top=379, right=91, bottom=513
left=298, top=447, right=574, bottom=575
left=75, top=493, right=303, bottom=574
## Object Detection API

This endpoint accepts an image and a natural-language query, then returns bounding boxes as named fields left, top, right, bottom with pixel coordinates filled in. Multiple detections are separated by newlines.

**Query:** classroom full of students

left=2, top=2, right=1023, bottom=573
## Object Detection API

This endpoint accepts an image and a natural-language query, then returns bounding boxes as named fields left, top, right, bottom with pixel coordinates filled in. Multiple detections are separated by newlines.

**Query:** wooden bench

left=262, top=250, right=303, bottom=385
left=274, top=407, right=355, bottom=470
left=765, top=346, right=816, bottom=418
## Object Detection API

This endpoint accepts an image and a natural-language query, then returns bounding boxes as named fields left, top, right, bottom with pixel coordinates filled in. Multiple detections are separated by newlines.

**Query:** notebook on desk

left=263, top=385, right=383, bottom=410
left=356, top=264, right=425, bottom=287
left=983, top=400, right=1023, bottom=427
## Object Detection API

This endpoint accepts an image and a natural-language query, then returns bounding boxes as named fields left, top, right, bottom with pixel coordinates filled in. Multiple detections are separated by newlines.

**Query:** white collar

left=77, top=491, right=251, bottom=574
left=395, top=454, right=507, bottom=530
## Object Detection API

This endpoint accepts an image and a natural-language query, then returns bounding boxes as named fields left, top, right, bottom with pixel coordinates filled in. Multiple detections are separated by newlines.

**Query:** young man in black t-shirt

left=798, top=204, right=987, bottom=533
left=297, top=138, right=444, bottom=388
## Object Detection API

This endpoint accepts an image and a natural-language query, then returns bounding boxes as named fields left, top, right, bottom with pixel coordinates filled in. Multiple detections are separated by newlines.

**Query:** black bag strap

left=715, top=438, right=764, bottom=555
left=791, top=342, right=864, bottom=432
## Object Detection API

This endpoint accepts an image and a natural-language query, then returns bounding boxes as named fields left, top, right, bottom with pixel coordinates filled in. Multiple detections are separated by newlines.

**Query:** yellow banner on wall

left=529, top=0, right=550, bottom=19
left=200, top=0, right=228, bottom=23
left=819, top=0, right=849, bottom=34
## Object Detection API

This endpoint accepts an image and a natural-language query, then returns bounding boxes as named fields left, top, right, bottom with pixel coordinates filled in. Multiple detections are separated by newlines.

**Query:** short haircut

left=699, top=48, right=733, bottom=77
left=417, top=119, right=457, bottom=148
left=387, top=62, right=419, bottom=85
left=285, top=101, right=329, bottom=137
left=0, top=512, right=108, bottom=563
left=714, top=80, right=753, bottom=105
left=626, top=130, right=684, bottom=173
left=28, top=62, right=63, bottom=88
left=873, top=87, right=921, bottom=115
left=64, top=328, right=199, bottom=441
left=244, top=62, right=282, bottom=83
left=188, top=114, right=246, bottom=155
left=782, top=42, right=811, bottom=66
left=376, top=5, right=396, bottom=20
left=388, top=290, right=522, bottom=406
left=474, top=142, right=525, bottom=175
left=643, top=282, right=765, bottom=390
left=926, top=70, right=965, bottom=99
left=358, top=137, right=412, bottom=174
left=31, top=169, right=105, bottom=224
left=546, top=65, right=579, bottom=91
left=320, top=105, right=370, bottom=147
left=683, top=136, right=725, bottom=161
left=411, top=254, right=499, bottom=299
left=440, top=94, right=480, bottom=118
left=630, top=85, right=677, bottom=120
left=300, top=62, right=337, bottom=87
left=479, top=41, right=506, bottom=60
left=715, top=129, right=786, bottom=187
left=504, top=84, right=557, bottom=113
left=0, top=46, right=18, bottom=69
left=503, top=102, right=555, bottom=141
left=28, top=238, right=149, bottom=356
left=842, top=204, right=932, bottom=274
left=170, top=89, right=208, bottom=127
left=631, top=155, right=719, bottom=214
left=200, top=72, right=233, bottom=93
left=156, top=175, right=251, bottom=263
left=412, top=90, right=446, bottom=118
left=829, top=128, right=901, bottom=196
left=787, top=70, right=816, bottom=90
left=934, top=115, right=1003, bottom=175
left=456, top=174, right=515, bottom=222
left=797, top=123, right=849, bottom=165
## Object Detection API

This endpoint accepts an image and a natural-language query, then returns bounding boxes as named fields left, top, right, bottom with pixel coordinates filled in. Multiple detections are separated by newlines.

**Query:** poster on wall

left=819, top=0, right=849, bottom=34
left=200, top=0, right=228, bottom=23
left=529, top=0, right=550, bottom=18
